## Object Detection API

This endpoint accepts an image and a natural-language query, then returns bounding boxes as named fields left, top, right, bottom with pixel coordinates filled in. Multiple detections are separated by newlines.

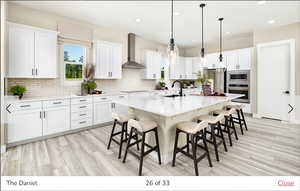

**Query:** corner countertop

left=114, top=93, right=243, bottom=117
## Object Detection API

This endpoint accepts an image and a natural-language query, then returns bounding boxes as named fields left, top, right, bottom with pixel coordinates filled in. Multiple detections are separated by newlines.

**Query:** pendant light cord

left=171, top=0, right=174, bottom=39
left=220, top=19, right=222, bottom=53
left=201, top=5, right=204, bottom=49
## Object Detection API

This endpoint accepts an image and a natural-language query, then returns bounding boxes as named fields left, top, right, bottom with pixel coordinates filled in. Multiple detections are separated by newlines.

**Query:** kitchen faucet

left=172, top=80, right=183, bottom=97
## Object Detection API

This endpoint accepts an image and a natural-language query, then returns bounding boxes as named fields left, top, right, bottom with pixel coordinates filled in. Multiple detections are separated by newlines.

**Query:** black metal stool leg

left=191, top=135, right=199, bottom=176
left=154, top=128, right=161, bottom=165
left=230, top=114, right=238, bottom=140
left=107, top=120, right=117, bottom=150
left=202, top=130, right=212, bottom=167
left=218, top=122, right=227, bottom=152
left=118, top=122, right=126, bottom=159
left=122, top=127, right=133, bottom=163
left=240, top=109, right=248, bottom=131
left=138, top=132, right=146, bottom=176
left=236, top=110, right=244, bottom=135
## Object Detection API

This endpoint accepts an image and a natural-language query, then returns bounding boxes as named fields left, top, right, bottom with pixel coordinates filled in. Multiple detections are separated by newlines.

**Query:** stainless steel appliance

left=226, top=70, right=250, bottom=103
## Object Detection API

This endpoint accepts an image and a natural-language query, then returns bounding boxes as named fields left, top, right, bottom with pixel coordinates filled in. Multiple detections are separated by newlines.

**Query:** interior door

left=43, top=106, right=70, bottom=136
left=8, top=24, right=35, bottom=78
left=258, top=41, right=291, bottom=120
left=35, top=30, right=57, bottom=78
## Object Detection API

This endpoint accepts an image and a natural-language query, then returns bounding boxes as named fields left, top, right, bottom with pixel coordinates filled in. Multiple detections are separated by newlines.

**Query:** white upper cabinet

left=143, top=50, right=162, bottom=79
left=7, top=23, right=35, bottom=78
left=205, top=53, right=219, bottom=69
left=192, top=57, right=201, bottom=79
left=34, top=30, right=57, bottom=78
left=94, top=41, right=122, bottom=79
left=237, top=48, right=252, bottom=70
left=7, top=22, right=57, bottom=78
left=184, top=57, right=193, bottom=79
left=225, top=48, right=252, bottom=71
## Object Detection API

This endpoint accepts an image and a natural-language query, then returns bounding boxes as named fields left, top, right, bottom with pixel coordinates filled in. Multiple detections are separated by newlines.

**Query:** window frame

left=60, top=43, right=88, bottom=86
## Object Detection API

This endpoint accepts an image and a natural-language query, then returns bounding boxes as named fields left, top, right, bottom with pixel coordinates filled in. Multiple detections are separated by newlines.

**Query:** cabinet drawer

left=71, top=118, right=92, bottom=129
left=71, top=97, right=92, bottom=105
left=71, top=103, right=92, bottom=113
left=93, top=96, right=112, bottom=103
left=71, top=110, right=92, bottom=121
left=43, top=99, right=69, bottom=108
left=9, top=101, right=42, bottom=112
left=111, top=94, right=128, bottom=100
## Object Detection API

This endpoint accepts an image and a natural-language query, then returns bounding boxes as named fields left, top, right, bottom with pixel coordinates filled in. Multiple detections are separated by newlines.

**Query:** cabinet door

left=94, top=43, right=110, bottom=79
left=153, top=52, right=162, bottom=79
left=206, top=53, right=219, bottom=69
left=111, top=44, right=122, bottom=79
left=35, top=30, right=57, bottom=78
left=7, top=109, right=43, bottom=143
left=237, top=48, right=252, bottom=70
left=185, top=57, right=193, bottom=79
left=144, top=51, right=154, bottom=79
left=93, top=101, right=113, bottom=125
left=43, top=106, right=70, bottom=136
left=225, top=50, right=238, bottom=71
left=192, top=57, right=201, bottom=79
left=7, top=24, right=35, bottom=78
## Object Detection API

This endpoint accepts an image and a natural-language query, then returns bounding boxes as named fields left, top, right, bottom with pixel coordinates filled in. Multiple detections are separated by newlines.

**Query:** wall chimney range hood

left=122, top=33, right=145, bottom=69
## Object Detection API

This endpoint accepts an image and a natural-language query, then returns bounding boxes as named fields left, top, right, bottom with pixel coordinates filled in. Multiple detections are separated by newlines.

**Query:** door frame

left=256, top=39, right=296, bottom=122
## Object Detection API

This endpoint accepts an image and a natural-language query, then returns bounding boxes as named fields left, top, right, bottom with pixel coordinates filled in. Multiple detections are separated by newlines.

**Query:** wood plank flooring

left=1, top=117, right=300, bottom=176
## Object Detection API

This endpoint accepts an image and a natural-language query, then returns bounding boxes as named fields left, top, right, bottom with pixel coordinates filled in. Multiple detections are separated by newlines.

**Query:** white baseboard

left=1, top=144, right=6, bottom=153
left=252, top=113, right=261, bottom=119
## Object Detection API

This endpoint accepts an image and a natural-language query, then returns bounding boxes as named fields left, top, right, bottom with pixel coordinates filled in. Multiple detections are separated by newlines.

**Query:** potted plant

left=196, top=71, right=212, bottom=96
left=155, top=78, right=167, bottom=90
left=9, top=85, right=26, bottom=99
left=82, top=81, right=97, bottom=95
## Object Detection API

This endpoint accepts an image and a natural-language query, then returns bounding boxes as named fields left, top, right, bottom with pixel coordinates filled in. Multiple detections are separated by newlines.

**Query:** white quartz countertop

left=114, top=93, right=243, bottom=117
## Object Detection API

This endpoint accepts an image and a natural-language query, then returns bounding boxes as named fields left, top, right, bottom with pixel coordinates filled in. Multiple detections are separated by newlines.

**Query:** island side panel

left=131, top=101, right=230, bottom=164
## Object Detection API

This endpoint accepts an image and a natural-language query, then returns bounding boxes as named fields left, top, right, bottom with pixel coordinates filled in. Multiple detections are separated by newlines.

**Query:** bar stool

left=123, top=119, right=161, bottom=176
left=196, top=113, right=227, bottom=162
left=213, top=108, right=239, bottom=146
left=107, top=112, right=138, bottom=159
left=172, top=120, right=212, bottom=176
left=227, top=104, right=248, bottom=135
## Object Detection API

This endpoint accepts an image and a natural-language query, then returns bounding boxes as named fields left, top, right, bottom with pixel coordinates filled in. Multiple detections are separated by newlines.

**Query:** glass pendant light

left=167, top=0, right=179, bottom=63
left=218, top=17, right=226, bottom=69
left=199, top=3, right=206, bottom=66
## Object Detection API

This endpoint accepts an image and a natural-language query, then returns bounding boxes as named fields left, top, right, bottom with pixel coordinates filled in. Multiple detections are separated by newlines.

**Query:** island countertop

left=114, top=93, right=243, bottom=117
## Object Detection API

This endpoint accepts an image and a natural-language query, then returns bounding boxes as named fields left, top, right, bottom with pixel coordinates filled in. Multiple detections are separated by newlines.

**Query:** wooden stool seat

left=112, top=112, right=134, bottom=123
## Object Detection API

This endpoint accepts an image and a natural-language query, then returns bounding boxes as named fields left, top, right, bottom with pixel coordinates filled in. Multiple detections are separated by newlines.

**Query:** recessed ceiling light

left=268, top=20, right=275, bottom=24
left=257, top=1, right=266, bottom=5
left=135, top=18, right=141, bottom=22
left=174, top=12, right=180, bottom=16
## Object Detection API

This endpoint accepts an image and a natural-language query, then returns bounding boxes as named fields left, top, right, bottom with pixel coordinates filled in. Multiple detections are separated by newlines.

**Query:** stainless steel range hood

left=122, top=33, right=145, bottom=69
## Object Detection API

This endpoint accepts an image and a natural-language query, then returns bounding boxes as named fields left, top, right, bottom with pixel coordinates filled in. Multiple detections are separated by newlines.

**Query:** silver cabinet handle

left=40, top=111, right=42, bottom=119
left=101, top=97, right=107, bottom=100
left=79, top=106, right=87, bottom=108
left=53, top=101, right=62, bottom=104
left=79, top=114, right=86, bottom=116
left=32, top=69, right=35, bottom=76
left=79, top=99, right=87, bottom=102
left=44, top=111, right=46, bottom=118
left=36, top=68, right=38, bottom=76
left=20, top=105, right=30, bottom=108
left=79, top=121, right=86, bottom=124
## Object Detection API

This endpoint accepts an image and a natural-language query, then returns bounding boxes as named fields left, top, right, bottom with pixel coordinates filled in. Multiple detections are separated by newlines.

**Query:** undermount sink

left=164, top=94, right=180, bottom=98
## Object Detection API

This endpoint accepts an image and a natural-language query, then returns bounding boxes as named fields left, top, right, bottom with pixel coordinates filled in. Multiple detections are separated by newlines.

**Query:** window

left=63, top=44, right=86, bottom=80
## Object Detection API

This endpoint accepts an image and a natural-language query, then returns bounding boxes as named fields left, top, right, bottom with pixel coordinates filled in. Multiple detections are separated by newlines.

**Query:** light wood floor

left=1, top=117, right=300, bottom=176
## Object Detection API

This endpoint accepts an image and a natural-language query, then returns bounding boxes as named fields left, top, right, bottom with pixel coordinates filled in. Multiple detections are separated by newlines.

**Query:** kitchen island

left=114, top=93, right=243, bottom=164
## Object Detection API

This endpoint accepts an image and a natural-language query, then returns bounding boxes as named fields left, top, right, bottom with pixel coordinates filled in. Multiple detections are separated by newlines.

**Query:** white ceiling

left=11, top=1, right=300, bottom=47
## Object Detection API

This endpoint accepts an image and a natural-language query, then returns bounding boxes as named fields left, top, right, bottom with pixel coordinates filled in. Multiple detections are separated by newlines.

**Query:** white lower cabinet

left=43, top=106, right=70, bottom=136
left=93, top=101, right=112, bottom=125
left=7, top=108, right=43, bottom=143
left=71, top=97, right=93, bottom=130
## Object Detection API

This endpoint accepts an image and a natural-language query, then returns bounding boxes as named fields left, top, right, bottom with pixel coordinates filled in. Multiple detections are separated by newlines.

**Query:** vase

left=202, top=85, right=212, bottom=96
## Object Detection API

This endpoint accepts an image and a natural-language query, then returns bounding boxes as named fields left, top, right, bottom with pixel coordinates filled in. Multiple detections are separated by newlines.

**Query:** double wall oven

left=226, top=70, right=250, bottom=103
